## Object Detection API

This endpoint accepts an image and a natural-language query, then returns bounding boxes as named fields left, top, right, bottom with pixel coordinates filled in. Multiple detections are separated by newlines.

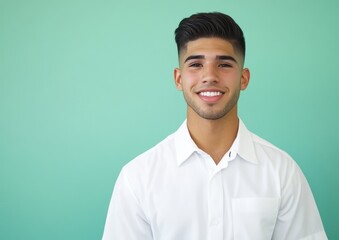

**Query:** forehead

left=179, top=37, right=242, bottom=64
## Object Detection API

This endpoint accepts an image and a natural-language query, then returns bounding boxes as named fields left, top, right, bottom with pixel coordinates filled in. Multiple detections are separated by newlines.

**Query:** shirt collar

left=237, top=119, right=259, bottom=164
left=174, top=119, right=258, bottom=166
left=174, top=120, right=200, bottom=166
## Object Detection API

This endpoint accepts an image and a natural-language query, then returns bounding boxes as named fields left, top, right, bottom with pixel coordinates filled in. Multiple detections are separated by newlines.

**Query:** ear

left=174, top=68, right=183, bottom=91
left=240, top=68, right=250, bottom=90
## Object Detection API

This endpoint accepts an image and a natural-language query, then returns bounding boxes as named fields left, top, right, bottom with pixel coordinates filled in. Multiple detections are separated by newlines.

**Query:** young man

left=103, top=12, right=327, bottom=240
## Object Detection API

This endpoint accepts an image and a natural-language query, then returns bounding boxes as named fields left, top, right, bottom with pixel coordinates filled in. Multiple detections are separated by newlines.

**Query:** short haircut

left=175, top=12, right=245, bottom=59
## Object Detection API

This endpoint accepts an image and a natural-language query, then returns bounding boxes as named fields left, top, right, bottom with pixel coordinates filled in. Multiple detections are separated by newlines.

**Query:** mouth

left=198, top=91, right=223, bottom=97
left=197, top=90, right=224, bottom=103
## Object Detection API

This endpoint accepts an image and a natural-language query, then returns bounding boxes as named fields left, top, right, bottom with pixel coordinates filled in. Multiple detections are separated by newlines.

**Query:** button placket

left=208, top=169, right=224, bottom=240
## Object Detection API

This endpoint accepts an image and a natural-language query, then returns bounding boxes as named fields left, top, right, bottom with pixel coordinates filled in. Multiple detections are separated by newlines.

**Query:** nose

left=202, top=64, right=219, bottom=84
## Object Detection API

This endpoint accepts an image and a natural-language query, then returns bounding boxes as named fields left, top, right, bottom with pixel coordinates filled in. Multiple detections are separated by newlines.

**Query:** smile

left=199, top=91, right=223, bottom=97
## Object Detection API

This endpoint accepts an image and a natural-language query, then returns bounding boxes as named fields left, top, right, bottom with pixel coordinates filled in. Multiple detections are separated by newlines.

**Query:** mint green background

left=1, top=0, right=338, bottom=239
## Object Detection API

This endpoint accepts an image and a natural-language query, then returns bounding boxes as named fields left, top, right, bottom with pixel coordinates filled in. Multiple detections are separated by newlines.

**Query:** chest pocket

left=232, top=198, right=280, bottom=240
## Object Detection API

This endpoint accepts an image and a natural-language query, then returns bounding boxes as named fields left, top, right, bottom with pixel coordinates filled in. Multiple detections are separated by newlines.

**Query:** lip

left=196, top=89, right=225, bottom=103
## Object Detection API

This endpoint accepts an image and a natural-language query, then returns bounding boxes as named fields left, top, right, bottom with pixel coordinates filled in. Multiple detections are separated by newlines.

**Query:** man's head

left=175, top=12, right=245, bottom=63
left=173, top=12, right=250, bottom=121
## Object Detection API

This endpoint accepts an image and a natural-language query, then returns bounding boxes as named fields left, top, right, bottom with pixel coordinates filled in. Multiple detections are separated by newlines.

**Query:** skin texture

left=174, top=37, right=250, bottom=164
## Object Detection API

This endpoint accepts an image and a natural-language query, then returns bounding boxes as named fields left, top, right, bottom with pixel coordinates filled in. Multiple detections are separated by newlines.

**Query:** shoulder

left=239, top=120, right=295, bottom=168
left=121, top=132, right=177, bottom=179
left=253, top=133, right=290, bottom=157
left=116, top=132, right=178, bottom=201
left=251, top=131, right=293, bottom=161
left=249, top=132, right=306, bottom=189
left=246, top=130, right=300, bottom=177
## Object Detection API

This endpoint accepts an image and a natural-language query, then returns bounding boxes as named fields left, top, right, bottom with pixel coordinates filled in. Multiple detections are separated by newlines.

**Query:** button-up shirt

left=103, top=120, right=327, bottom=240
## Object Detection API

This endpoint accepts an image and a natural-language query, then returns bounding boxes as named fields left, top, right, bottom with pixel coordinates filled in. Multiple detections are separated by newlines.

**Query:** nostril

left=202, top=78, right=218, bottom=84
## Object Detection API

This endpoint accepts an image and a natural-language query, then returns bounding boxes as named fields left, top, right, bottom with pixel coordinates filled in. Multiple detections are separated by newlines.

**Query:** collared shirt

left=103, top=120, right=327, bottom=240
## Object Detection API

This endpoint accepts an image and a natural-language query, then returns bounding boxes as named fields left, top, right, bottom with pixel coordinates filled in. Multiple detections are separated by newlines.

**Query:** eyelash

left=189, top=63, right=202, bottom=68
left=219, top=63, right=232, bottom=68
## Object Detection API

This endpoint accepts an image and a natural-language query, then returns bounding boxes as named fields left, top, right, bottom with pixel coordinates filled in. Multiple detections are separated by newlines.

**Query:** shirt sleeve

left=272, top=160, right=327, bottom=240
left=102, top=167, right=153, bottom=240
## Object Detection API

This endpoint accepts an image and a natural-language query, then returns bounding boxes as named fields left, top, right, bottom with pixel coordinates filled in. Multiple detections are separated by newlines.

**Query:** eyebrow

left=184, top=55, right=237, bottom=63
left=217, top=55, right=237, bottom=63
left=184, top=55, right=204, bottom=63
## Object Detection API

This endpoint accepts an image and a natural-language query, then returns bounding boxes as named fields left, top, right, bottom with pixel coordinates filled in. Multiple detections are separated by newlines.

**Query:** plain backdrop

left=1, top=0, right=338, bottom=239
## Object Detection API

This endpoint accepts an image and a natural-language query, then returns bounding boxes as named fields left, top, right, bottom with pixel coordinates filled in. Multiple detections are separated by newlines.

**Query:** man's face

left=174, top=37, right=250, bottom=120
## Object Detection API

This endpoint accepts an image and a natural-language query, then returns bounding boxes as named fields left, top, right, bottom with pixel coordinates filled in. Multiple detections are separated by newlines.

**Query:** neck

left=187, top=108, right=239, bottom=165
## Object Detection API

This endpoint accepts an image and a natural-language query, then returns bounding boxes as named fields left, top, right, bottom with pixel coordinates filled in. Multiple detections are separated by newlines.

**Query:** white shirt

left=103, top=120, right=327, bottom=240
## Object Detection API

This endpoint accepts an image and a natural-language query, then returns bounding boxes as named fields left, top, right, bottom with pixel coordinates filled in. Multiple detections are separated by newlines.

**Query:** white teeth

left=199, top=91, right=222, bottom=97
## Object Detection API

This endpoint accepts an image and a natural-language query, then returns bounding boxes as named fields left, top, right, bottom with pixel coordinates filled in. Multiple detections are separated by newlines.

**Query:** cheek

left=181, top=72, right=198, bottom=86
left=222, top=72, right=241, bottom=85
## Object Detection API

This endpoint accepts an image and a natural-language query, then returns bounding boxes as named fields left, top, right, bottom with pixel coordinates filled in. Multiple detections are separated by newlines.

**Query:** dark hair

left=175, top=12, right=245, bottom=58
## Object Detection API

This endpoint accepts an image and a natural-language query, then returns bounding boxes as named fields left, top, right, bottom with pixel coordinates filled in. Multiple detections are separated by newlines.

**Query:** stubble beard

left=183, top=91, right=240, bottom=120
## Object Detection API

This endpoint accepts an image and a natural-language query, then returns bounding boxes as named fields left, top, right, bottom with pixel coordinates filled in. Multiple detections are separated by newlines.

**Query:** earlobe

left=241, top=68, right=250, bottom=90
left=174, top=68, right=183, bottom=91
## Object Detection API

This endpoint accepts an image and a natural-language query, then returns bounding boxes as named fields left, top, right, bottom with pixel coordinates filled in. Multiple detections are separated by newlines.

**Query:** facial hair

left=182, top=87, right=240, bottom=120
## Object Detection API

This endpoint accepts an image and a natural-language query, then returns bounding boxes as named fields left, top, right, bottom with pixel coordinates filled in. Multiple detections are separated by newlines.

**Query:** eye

left=188, top=62, right=203, bottom=68
left=219, top=63, right=232, bottom=68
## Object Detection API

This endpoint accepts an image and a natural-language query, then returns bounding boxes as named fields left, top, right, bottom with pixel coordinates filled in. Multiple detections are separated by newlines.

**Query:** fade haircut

left=175, top=12, right=245, bottom=59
